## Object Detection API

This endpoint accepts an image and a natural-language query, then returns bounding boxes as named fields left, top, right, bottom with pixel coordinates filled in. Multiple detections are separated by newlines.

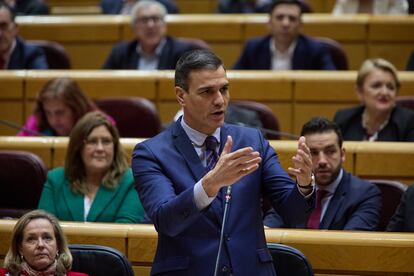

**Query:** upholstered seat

left=69, top=244, right=134, bottom=276
left=96, top=97, right=162, bottom=138
left=28, top=40, right=71, bottom=69
left=396, top=96, right=414, bottom=111
left=316, top=37, right=349, bottom=70
left=229, top=100, right=282, bottom=140
left=268, top=243, right=313, bottom=276
left=370, top=179, right=407, bottom=231
left=0, top=150, right=47, bottom=218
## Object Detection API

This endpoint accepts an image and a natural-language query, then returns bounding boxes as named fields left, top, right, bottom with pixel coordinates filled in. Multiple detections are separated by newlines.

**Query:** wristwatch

left=298, top=173, right=315, bottom=190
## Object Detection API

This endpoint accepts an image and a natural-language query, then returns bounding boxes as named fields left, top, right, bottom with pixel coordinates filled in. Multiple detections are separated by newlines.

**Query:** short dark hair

left=269, top=0, right=304, bottom=15
left=175, top=49, right=224, bottom=91
left=0, top=1, right=15, bottom=22
left=301, top=117, right=343, bottom=148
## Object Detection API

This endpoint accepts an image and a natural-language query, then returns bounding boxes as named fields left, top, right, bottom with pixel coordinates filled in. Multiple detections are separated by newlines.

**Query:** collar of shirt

left=317, top=168, right=344, bottom=220
left=317, top=168, right=343, bottom=195
left=136, top=37, right=166, bottom=58
left=136, top=38, right=166, bottom=70
left=180, top=116, right=221, bottom=147
left=270, top=37, right=297, bottom=70
left=2, top=39, right=16, bottom=69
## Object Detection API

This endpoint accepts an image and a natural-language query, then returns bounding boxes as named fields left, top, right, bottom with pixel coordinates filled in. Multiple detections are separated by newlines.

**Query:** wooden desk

left=2, top=220, right=414, bottom=275
left=16, top=14, right=414, bottom=70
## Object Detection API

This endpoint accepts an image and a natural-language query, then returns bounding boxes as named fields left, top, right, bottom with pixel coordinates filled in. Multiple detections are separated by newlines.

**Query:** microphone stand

left=0, top=119, right=42, bottom=136
left=213, top=186, right=232, bottom=276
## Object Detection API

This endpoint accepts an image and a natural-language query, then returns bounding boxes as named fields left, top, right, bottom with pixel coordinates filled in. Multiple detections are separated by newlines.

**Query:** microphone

left=213, top=185, right=232, bottom=276
left=230, top=122, right=299, bottom=140
left=0, top=119, right=43, bottom=136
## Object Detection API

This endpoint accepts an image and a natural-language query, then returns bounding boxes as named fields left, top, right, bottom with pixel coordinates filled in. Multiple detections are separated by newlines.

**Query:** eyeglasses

left=0, top=21, right=13, bottom=31
left=136, top=16, right=163, bottom=25
left=84, top=137, right=113, bottom=148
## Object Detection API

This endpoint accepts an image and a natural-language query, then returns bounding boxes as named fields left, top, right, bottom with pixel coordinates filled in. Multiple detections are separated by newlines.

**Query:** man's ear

left=341, top=147, right=346, bottom=163
left=175, top=86, right=185, bottom=107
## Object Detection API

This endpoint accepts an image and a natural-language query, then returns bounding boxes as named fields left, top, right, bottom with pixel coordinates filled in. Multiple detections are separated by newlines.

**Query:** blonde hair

left=4, top=210, right=72, bottom=276
left=356, top=58, right=400, bottom=90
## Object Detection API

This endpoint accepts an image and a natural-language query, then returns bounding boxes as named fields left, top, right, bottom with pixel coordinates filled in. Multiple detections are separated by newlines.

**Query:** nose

left=37, top=237, right=45, bottom=247
left=317, top=152, right=328, bottom=167
left=212, top=90, right=225, bottom=106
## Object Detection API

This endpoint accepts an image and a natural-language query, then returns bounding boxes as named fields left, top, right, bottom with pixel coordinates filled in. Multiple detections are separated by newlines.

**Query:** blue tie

left=205, top=136, right=219, bottom=172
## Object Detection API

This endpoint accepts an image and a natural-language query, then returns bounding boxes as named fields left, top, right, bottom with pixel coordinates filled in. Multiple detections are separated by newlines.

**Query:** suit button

left=181, top=210, right=190, bottom=218
left=222, top=265, right=229, bottom=272
left=225, top=235, right=230, bottom=242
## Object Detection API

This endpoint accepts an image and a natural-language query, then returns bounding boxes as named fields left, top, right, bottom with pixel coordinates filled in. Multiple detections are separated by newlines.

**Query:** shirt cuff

left=297, top=184, right=315, bottom=199
left=194, top=179, right=215, bottom=210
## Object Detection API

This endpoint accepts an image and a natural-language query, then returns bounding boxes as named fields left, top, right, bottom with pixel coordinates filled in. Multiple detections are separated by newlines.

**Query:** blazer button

left=222, top=265, right=229, bottom=272
left=181, top=210, right=190, bottom=218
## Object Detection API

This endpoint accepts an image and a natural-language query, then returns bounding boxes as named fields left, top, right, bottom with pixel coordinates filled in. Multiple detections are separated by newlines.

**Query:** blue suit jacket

left=102, top=36, right=199, bottom=70
left=132, top=120, right=314, bottom=275
left=233, top=35, right=336, bottom=70
left=264, top=171, right=382, bottom=230
left=8, top=37, right=48, bottom=69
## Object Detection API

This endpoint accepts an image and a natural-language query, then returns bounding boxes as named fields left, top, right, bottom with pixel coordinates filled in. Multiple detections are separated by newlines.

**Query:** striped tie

left=205, top=136, right=219, bottom=172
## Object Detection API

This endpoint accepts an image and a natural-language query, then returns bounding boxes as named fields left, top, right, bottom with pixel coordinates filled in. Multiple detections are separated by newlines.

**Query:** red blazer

left=0, top=268, right=88, bottom=276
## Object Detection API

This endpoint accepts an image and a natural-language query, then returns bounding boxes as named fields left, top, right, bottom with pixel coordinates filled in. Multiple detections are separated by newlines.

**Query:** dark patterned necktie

left=205, top=135, right=219, bottom=172
left=307, top=189, right=328, bottom=229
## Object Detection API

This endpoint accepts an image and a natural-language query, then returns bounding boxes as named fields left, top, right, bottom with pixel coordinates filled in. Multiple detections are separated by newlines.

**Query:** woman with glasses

left=38, top=111, right=145, bottom=223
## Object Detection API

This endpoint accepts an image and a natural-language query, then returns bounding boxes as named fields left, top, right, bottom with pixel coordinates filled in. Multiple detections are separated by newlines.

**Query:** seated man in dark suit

left=233, top=0, right=335, bottom=70
left=0, top=2, right=48, bottom=69
left=102, top=0, right=199, bottom=70
left=100, top=0, right=179, bottom=14
left=264, top=117, right=382, bottom=230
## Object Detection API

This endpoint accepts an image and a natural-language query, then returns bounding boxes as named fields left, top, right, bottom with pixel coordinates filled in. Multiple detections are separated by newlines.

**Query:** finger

left=221, top=135, right=233, bottom=156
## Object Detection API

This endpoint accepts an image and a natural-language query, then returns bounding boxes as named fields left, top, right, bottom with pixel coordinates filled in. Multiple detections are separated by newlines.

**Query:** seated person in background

left=100, top=0, right=179, bottom=14
left=0, top=210, right=87, bottom=276
left=18, top=77, right=104, bottom=136
left=5, top=0, right=49, bottom=15
left=406, top=50, right=414, bottom=71
left=38, top=111, right=145, bottom=223
left=233, top=0, right=335, bottom=70
left=332, top=0, right=408, bottom=15
left=0, top=2, right=47, bottom=69
left=103, top=0, right=199, bottom=70
left=387, top=185, right=414, bottom=232
left=334, top=58, right=414, bottom=141
left=264, top=117, right=381, bottom=230
left=217, top=0, right=273, bottom=13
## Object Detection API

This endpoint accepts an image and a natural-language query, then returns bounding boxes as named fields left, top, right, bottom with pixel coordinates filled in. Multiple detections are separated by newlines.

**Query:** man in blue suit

left=234, top=0, right=335, bottom=70
left=102, top=0, right=198, bottom=70
left=132, top=49, right=315, bottom=275
left=0, top=2, right=47, bottom=69
left=264, top=117, right=382, bottom=230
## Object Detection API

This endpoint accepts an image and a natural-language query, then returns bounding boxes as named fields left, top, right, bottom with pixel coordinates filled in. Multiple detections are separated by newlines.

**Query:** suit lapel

left=87, top=185, right=117, bottom=222
left=172, top=120, right=206, bottom=181
left=62, top=181, right=84, bottom=221
left=157, top=37, right=171, bottom=69
left=320, top=175, right=347, bottom=228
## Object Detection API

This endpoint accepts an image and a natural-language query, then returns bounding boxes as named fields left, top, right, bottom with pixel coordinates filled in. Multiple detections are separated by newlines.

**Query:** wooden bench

left=16, top=14, right=414, bottom=70
left=1, top=70, right=414, bottom=136
left=2, top=220, right=414, bottom=275
left=0, top=137, right=413, bottom=183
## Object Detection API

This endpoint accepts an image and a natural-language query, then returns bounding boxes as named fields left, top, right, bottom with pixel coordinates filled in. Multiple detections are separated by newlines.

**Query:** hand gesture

left=288, top=136, right=313, bottom=187
left=202, top=135, right=262, bottom=197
